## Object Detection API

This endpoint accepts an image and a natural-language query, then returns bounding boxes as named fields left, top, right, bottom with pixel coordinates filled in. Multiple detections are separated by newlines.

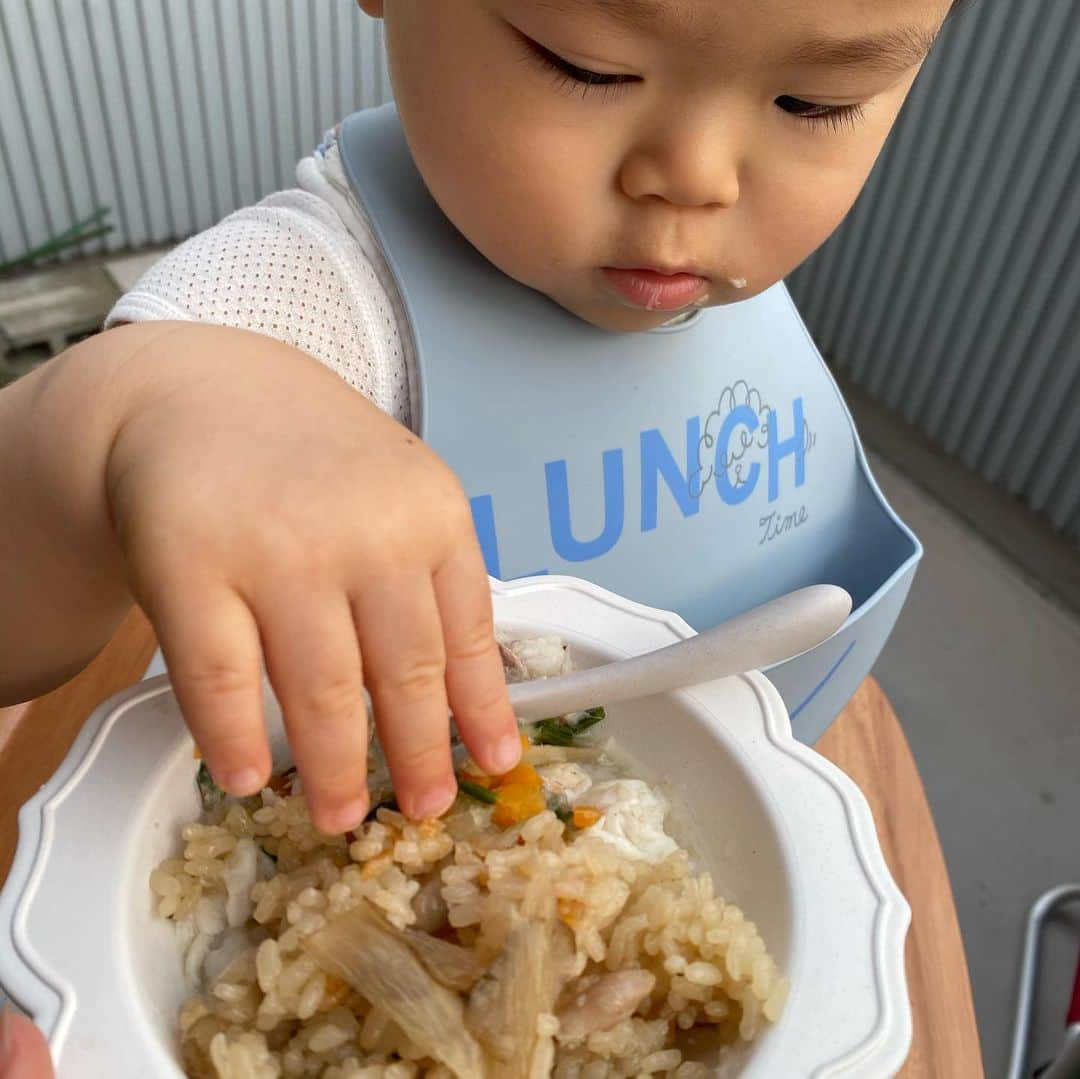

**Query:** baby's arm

left=0, top=322, right=519, bottom=828
left=0, top=322, right=159, bottom=698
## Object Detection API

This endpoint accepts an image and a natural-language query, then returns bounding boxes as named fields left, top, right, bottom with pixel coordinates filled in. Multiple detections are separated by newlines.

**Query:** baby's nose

left=618, top=122, right=741, bottom=209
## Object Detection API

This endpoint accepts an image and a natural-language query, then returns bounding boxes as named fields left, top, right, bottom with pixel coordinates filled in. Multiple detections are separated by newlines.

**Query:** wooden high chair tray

left=0, top=606, right=984, bottom=1077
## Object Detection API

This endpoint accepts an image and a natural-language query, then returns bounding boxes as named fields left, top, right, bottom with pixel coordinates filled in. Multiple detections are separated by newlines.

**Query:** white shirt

left=107, top=130, right=417, bottom=430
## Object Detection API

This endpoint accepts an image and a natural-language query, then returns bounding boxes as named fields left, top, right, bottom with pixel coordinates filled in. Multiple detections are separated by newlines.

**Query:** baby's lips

left=602, top=267, right=710, bottom=311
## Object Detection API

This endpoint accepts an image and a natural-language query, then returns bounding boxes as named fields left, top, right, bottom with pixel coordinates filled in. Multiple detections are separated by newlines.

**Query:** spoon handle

left=506, top=584, right=852, bottom=721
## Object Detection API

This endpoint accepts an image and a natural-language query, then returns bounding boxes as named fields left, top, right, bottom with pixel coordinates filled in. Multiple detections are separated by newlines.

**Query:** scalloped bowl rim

left=0, top=574, right=911, bottom=1078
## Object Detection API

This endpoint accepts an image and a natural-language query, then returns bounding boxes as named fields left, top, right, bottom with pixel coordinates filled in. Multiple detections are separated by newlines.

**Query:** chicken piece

left=497, top=641, right=530, bottom=683
left=556, top=970, right=657, bottom=1041
left=578, top=780, right=678, bottom=864
left=537, top=763, right=592, bottom=805
left=498, top=635, right=572, bottom=680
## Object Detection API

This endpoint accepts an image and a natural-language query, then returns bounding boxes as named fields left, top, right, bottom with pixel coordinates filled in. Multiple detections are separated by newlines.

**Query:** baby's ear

left=357, top=0, right=385, bottom=17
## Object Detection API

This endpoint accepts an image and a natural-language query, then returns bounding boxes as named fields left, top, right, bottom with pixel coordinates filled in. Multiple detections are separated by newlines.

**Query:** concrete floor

left=868, top=453, right=1080, bottom=1078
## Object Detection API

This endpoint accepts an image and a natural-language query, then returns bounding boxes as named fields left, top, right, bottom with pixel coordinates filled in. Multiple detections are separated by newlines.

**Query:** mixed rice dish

left=151, top=634, right=787, bottom=1078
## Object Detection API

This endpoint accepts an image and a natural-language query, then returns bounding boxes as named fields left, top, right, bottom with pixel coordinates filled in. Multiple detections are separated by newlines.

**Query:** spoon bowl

left=504, top=583, right=852, bottom=720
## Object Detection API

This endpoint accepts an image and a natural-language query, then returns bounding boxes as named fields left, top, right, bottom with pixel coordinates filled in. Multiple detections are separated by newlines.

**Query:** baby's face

left=361, top=0, right=952, bottom=332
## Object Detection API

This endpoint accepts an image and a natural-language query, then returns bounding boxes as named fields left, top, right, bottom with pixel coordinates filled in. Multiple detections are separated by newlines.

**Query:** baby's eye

left=516, top=31, right=641, bottom=97
left=775, top=95, right=866, bottom=132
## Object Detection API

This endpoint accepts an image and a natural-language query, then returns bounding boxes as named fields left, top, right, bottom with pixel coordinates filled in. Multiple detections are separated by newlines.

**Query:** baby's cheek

left=468, top=176, right=592, bottom=294
left=753, top=174, right=863, bottom=283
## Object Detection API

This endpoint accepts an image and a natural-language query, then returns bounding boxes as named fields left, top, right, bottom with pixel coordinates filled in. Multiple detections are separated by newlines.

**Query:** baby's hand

left=106, top=324, right=519, bottom=829
left=0, top=1009, right=53, bottom=1078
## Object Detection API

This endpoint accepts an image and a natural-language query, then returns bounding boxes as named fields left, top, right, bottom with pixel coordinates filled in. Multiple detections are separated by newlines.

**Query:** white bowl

left=0, top=575, right=911, bottom=1077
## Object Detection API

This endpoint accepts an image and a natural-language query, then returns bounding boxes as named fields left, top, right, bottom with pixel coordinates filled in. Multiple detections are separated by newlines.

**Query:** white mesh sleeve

left=106, top=190, right=413, bottom=428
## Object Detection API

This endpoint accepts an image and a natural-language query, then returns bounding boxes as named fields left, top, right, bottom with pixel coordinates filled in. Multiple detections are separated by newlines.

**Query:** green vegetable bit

left=530, top=705, right=607, bottom=746
left=573, top=706, right=607, bottom=732
left=196, top=762, right=226, bottom=813
left=530, top=719, right=575, bottom=746
left=458, top=779, right=498, bottom=805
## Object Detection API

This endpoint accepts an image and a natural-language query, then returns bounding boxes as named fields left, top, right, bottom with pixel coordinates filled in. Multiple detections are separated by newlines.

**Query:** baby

left=0, top=0, right=957, bottom=845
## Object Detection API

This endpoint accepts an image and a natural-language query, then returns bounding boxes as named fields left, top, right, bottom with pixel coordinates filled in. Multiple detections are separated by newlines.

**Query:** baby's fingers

left=354, top=575, right=456, bottom=821
left=434, top=547, right=519, bottom=776
left=153, top=587, right=270, bottom=797
left=258, top=589, right=369, bottom=834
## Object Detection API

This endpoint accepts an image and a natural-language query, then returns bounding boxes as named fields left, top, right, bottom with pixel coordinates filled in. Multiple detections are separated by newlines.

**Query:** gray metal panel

left=0, top=0, right=388, bottom=253
left=789, top=1, right=1080, bottom=544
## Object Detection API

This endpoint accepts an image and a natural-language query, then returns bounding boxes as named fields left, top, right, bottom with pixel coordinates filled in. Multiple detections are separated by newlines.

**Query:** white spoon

left=504, top=584, right=852, bottom=721
left=364, top=584, right=851, bottom=791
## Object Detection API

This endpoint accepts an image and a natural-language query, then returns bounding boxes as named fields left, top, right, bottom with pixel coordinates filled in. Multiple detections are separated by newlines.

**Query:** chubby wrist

left=15, top=325, right=178, bottom=580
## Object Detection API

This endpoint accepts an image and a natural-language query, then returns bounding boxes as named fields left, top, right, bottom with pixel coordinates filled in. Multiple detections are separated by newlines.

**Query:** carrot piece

left=318, top=974, right=351, bottom=1011
left=572, top=806, right=602, bottom=829
left=558, top=897, right=585, bottom=925
left=493, top=762, right=542, bottom=791
left=491, top=784, right=546, bottom=828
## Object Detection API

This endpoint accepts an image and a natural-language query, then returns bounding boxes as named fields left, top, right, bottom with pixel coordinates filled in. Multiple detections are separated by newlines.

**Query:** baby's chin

left=550, top=287, right=760, bottom=334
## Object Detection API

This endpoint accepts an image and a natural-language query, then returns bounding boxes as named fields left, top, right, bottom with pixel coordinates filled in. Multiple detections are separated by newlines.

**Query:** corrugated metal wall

left=0, top=0, right=390, bottom=259
left=788, top=2, right=1080, bottom=543
left=1, top=0, right=1077, bottom=541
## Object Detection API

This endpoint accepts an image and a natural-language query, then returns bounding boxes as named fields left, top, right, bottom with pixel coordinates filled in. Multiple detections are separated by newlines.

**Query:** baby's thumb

left=0, top=1009, right=53, bottom=1079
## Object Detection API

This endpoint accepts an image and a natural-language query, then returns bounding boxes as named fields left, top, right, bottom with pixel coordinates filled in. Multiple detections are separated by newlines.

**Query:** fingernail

left=490, top=733, right=523, bottom=774
left=412, top=784, right=457, bottom=821
left=0, top=1007, right=13, bottom=1066
left=224, top=767, right=264, bottom=797
left=321, top=796, right=370, bottom=835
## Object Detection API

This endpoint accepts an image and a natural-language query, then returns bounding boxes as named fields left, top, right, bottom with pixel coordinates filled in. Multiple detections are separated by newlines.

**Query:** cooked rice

left=154, top=786, right=787, bottom=1078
